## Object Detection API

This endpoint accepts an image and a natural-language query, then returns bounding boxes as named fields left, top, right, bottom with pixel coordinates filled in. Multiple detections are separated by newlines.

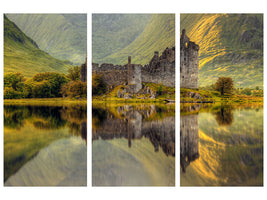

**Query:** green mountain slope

left=93, top=14, right=175, bottom=65
left=6, top=14, right=87, bottom=64
left=4, top=15, right=71, bottom=77
left=92, top=14, right=152, bottom=64
left=181, top=14, right=263, bottom=88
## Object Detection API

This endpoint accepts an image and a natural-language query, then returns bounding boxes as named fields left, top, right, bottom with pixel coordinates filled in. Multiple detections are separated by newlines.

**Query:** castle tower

left=127, top=56, right=142, bottom=93
left=180, top=29, right=199, bottom=89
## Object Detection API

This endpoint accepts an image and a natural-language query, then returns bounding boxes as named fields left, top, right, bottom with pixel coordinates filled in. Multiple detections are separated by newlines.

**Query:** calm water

left=92, top=104, right=175, bottom=186
left=4, top=105, right=87, bottom=186
left=180, top=104, right=263, bottom=186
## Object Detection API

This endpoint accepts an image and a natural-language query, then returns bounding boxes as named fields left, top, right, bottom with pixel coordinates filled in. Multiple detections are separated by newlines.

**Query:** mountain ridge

left=4, top=15, right=72, bottom=77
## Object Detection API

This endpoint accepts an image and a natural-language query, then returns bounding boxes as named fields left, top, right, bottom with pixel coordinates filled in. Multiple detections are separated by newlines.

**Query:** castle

left=180, top=29, right=199, bottom=89
left=92, top=47, right=175, bottom=93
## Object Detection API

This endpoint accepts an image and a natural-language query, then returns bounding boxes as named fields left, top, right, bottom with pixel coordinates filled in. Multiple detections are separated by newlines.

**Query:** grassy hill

left=92, top=14, right=175, bottom=65
left=4, top=15, right=72, bottom=77
left=181, top=14, right=263, bottom=89
left=6, top=14, right=87, bottom=64
left=92, top=14, right=152, bottom=64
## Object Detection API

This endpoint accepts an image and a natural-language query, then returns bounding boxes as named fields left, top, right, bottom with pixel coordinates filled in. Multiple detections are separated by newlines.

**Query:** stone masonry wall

left=92, top=47, right=175, bottom=89
left=180, top=29, right=199, bottom=89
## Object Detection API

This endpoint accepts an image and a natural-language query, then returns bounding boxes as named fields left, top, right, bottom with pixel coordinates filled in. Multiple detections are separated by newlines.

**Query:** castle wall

left=92, top=46, right=175, bottom=90
left=142, top=60, right=175, bottom=87
left=180, top=30, right=199, bottom=89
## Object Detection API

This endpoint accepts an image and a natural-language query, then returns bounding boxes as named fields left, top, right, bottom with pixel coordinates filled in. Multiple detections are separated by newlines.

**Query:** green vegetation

left=215, top=77, right=234, bottom=96
left=181, top=14, right=263, bottom=88
left=92, top=74, right=106, bottom=95
left=93, top=14, right=175, bottom=65
left=4, top=66, right=87, bottom=99
left=92, top=14, right=152, bottom=64
left=92, top=82, right=175, bottom=102
left=6, top=14, right=87, bottom=64
left=61, top=80, right=87, bottom=98
left=181, top=87, right=263, bottom=104
left=4, top=15, right=72, bottom=78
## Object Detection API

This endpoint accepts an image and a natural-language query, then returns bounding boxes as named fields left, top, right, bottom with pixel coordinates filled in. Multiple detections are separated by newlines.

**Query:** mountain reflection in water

left=4, top=105, right=87, bottom=186
left=180, top=103, right=263, bottom=186
left=92, top=104, right=175, bottom=186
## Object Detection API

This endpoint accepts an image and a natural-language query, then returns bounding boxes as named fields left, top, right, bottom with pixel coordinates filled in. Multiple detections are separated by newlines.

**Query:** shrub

left=61, top=80, right=87, bottom=98
left=92, top=74, right=106, bottom=95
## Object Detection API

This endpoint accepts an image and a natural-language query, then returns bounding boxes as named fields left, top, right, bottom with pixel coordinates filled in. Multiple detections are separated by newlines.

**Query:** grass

left=4, top=98, right=87, bottom=106
left=7, top=14, right=87, bottom=64
left=180, top=88, right=263, bottom=103
left=93, top=82, right=175, bottom=103
left=4, top=15, right=72, bottom=77
left=93, top=14, right=175, bottom=65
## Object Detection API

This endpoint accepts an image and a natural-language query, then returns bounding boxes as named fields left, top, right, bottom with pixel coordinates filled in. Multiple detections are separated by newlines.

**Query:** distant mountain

left=6, top=14, right=87, bottom=64
left=92, top=14, right=175, bottom=65
left=181, top=14, right=263, bottom=88
left=4, top=15, right=71, bottom=77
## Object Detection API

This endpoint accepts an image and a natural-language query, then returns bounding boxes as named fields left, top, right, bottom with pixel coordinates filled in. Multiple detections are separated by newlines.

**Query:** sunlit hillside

left=181, top=14, right=263, bottom=88
left=6, top=14, right=87, bottom=64
left=4, top=15, right=72, bottom=77
left=93, top=14, right=175, bottom=65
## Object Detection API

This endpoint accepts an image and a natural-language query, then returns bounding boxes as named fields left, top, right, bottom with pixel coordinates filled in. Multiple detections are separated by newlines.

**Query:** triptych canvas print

left=3, top=13, right=263, bottom=187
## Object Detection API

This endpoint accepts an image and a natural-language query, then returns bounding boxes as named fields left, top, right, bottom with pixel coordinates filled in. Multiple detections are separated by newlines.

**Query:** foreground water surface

left=4, top=105, right=87, bottom=186
left=180, top=103, right=263, bottom=186
left=92, top=103, right=175, bottom=186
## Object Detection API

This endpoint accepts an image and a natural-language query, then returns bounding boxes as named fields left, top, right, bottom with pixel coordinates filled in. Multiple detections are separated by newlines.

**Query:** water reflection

left=214, top=104, right=234, bottom=126
left=92, top=104, right=175, bottom=186
left=4, top=105, right=87, bottom=186
left=180, top=114, right=199, bottom=173
left=180, top=103, right=263, bottom=186
left=93, top=105, right=175, bottom=157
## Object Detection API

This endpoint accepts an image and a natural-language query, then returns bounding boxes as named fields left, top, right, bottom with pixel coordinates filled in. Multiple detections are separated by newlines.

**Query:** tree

left=92, top=74, right=106, bottom=95
left=215, top=77, right=234, bottom=96
left=242, top=88, right=252, bottom=96
left=32, top=72, right=69, bottom=97
left=67, top=66, right=81, bottom=81
left=61, top=80, right=87, bottom=98
left=4, top=73, right=25, bottom=91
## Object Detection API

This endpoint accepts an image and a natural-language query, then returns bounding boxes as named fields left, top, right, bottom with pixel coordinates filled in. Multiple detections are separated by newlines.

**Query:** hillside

left=181, top=14, right=263, bottom=88
left=6, top=14, right=87, bottom=64
left=92, top=14, right=175, bottom=65
left=4, top=15, right=71, bottom=77
left=92, top=14, right=152, bottom=64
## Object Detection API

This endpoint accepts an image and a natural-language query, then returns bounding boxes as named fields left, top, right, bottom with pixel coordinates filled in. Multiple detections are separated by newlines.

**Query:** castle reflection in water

left=92, top=105, right=175, bottom=157
left=180, top=114, right=199, bottom=172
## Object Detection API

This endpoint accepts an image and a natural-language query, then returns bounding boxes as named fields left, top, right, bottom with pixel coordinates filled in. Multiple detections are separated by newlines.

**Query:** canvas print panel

left=92, top=14, right=175, bottom=186
left=4, top=14, right=87, bottom=186
left=180, top=13, right=263, bottom=186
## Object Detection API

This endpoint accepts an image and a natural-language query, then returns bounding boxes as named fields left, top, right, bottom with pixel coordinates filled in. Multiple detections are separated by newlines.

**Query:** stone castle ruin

left=180, top=29, right=199, bottom=89
left=92, top=47, right=175, bottom=95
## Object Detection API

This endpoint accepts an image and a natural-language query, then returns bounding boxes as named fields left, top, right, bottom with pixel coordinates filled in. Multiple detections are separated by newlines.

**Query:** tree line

left=202, top=77, right=263, bottom=97
left=4, top=66, right=87, bottom=99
